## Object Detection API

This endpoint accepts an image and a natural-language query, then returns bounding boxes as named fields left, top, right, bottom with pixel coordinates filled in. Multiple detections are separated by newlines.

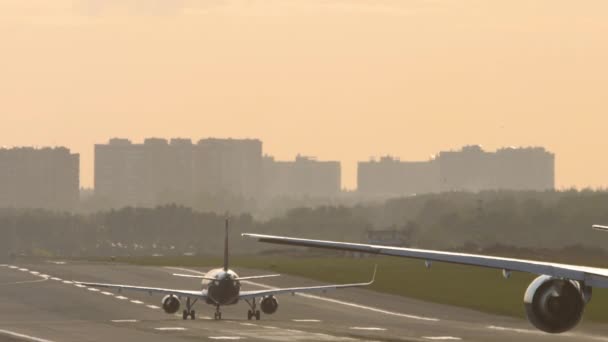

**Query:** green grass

left=88, top=255, right=608, bottom=323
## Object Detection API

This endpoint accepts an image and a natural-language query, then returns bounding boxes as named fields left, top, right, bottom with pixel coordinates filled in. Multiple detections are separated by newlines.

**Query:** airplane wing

left=75, top=281, right=207, bottom=299
left=592, top=224, right=608, bottom=232
left=238, top=265, right=376, bottom=300
left=242, top=233, right=608, bottom=289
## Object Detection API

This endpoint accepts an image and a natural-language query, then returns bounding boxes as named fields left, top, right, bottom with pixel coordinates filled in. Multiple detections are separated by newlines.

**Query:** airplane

left=243, top=225, right=608, bottom=334
left=76, top=219, right=376, bottom=321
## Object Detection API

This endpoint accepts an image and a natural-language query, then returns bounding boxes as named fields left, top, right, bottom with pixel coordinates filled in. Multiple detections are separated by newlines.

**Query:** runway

left=1, top=260, right=608, bottom=342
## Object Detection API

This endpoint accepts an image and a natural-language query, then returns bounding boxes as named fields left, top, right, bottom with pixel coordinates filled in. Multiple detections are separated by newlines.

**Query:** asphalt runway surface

left=1, top=260, right=608, bottom=342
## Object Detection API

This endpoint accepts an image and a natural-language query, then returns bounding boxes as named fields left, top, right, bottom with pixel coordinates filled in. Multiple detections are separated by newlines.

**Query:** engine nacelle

left=524, top=275, right=586, bottom=334
left=161, top=295, right=181, bottom=314
left=260, top=296, right=279, bottom=315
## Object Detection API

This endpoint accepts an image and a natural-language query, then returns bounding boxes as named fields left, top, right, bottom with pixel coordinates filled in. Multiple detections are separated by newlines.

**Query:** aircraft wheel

left=247, top=310, right=253, bottom=320
left=255, top=310, right=260, bottom=320
left=190, top=310, right=196, bottom=320
left=182, top=310, right=189, bottom=320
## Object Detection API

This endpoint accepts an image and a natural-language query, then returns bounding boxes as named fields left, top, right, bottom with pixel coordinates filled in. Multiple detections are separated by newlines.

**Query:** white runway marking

left=487, top=326, right=543, bottom=335
left=423, top=337, right=462, bottom=341
left=101, top=291, right=114, bottom=296
left=62, top=280, right=73, bottom=284
left=154, top=327, right=187, bottom=331
left=50, top=277, right=62, bottom=281
left=39, top=274, right=50, bottom=278
left=260, top=325, right=279, bottom=329
left=74, top=284, right=86, bottom=288
left=239, top=323, right=257, bottom=326
left=9, top=266, right=18, bottom=269
left=111, top=319, right=139, bottom=323
left=167, top=266, right=440, bottom=323
left=19, top=268, right=29, bottom=272
left=0, top=329, right=55, bottom=342
left=30, top=271, right=40, bottom=275
left=87, top=288, right=100, bottom=292
left=116, top=296, right=129, bottom=300
left=147, top=305, right=160, bottom=309
left=349, top=327, right=386, bottom=331
left=292, top=319, right=321, bottom=322
left=47, top=261, right=66, bottom=265
left=130, top=300, right=144, bottom=304
left=0, top=278, right=49, bottom=285
left=209, top=337, right=243, bottom=340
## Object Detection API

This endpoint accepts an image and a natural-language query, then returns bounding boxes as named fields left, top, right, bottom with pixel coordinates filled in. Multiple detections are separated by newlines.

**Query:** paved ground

left=1, top=260, right=608, bottom=342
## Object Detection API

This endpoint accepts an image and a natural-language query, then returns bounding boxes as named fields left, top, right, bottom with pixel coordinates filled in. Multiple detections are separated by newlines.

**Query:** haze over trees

left=3, top=190, right=608, bottom=261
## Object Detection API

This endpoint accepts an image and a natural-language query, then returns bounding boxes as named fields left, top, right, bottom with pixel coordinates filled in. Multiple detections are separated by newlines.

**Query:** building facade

left=358, top=146, right=555, bottom=196
left=263, top=155, right=341, bottom=198
left=357, top=156, right=439, bottom=196
left=95, top=138, right=263, bottom=206
left=437, top=145, right=554, bottom=192
left=0, top=147, right=79, bottom=210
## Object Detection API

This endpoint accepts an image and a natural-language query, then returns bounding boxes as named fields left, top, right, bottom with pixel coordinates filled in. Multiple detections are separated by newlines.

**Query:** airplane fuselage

left=202, top=268, right=241, bottom=306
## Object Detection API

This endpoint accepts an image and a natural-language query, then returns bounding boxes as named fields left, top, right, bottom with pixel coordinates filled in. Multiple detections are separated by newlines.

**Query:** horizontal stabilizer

left=172, top=273, right=216, bottom=281
left=238, top=274, right=281, bottom=281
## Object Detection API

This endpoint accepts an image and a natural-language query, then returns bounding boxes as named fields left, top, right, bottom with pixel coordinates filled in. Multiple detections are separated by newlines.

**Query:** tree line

left=3, top=190, right=608, bottom=260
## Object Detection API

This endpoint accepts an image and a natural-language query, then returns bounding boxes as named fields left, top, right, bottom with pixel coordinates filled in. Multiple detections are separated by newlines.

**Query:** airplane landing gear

left=183, top=309, right=196, bottom=320
left=247, top=310, right=260, bottom=321
left=214, top=305, right=222, bottom=320
left=182, top=297, right=197, bottom=320
left=245, top=298, right=261, bottom=320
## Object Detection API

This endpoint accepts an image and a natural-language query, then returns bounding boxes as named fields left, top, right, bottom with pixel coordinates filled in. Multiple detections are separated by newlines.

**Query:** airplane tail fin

left=223, top=217, right=229, bottom=271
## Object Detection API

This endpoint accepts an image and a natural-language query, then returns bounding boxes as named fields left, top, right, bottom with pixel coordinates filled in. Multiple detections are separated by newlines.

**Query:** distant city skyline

left=0, top=138, right=595, bottom=191
left=2, top=1, right=607, bottom=190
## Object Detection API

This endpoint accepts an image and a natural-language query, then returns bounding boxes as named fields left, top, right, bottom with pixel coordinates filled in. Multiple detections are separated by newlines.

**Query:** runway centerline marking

left=166, top=267, right=440, bottom=323
left=349, top=327, right=386, bottom=331
left=50, top=277, right=62, bottom=281
left=74, top=284, right=86, bottom=288
left=62, top=280, right=73, bottom=284
left=208, top=337, right=243, bottom=340
left=101, top=291, right=114, bottom=296
left=292, top=319, right=321, bottom=322
left=154, top=327, right=187, bottom=331
left=9, top=266, right=18, bottom=269
left=87, top=288, right=100, bottom=292
left=116, top=296, right=129, bottom=300
left=130, top=300, right=144, bottom=304
left=423, top=337, right=462, bottom=341
left=147, top=305, right=160, bottom=309
left=19, top=268, right=29, bottom=272
left=111, top=319, right=139, bottom=323
left=30, top=271, right=40, bottom=275
left=0, top=329, right=55, bottom=342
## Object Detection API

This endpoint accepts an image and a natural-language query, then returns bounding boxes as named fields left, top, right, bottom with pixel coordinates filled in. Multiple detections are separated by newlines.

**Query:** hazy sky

left=2, top=0, right=607, bottom=189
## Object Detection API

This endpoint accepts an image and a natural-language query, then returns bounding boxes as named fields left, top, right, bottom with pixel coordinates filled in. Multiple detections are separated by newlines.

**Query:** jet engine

left=524, top=275, right=589, bottom=333
left=260, top=296, right=279, bottom=315
left=161, top=295, right=181, bottom=314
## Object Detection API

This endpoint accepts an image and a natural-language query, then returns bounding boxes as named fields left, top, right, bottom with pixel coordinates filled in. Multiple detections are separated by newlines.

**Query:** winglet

left=592, top=225, right=608, bottom=232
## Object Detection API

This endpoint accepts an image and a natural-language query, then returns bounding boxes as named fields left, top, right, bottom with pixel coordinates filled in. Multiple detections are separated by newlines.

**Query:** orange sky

left=1, top=1, right=607, bottom=189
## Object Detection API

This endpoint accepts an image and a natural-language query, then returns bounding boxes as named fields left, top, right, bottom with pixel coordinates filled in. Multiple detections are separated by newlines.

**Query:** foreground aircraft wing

left=238, top=265, right=376, bottom=300
left=592, top=224, right=608, bottom=232
left=75, top=281, right=207, bottom=299
left=243, top=233, right=608, bottom=288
